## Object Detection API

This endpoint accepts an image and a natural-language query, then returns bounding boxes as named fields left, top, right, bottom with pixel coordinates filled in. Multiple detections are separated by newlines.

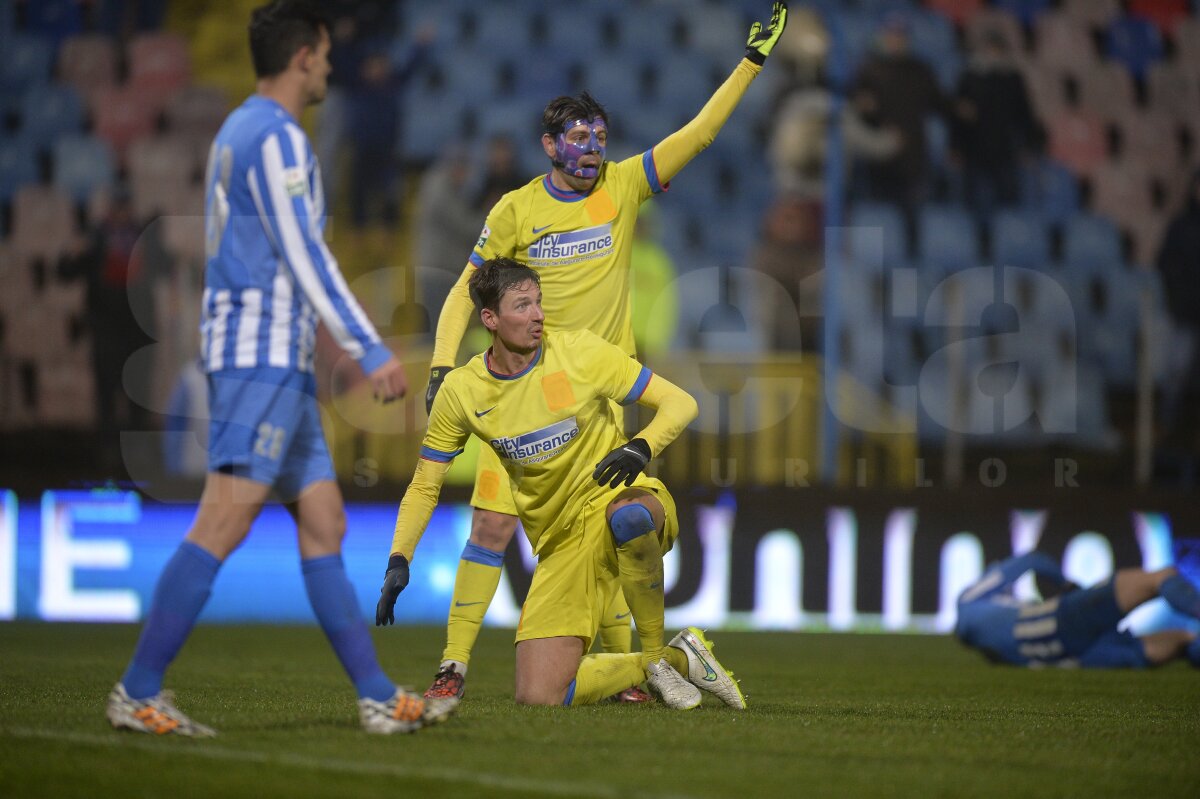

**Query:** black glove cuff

left=429, top=366, right=451, bottom=382
left=627, top=438, right=651, bottom=461
left=744, top=49, right=767, bottom=66
left=387, top=553, right=408, bottom=572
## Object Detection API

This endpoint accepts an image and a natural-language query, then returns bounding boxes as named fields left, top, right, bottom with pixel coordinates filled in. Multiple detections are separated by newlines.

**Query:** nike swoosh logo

left=648, top=582, right=662, bottom=589
left=455, top=601, right=486, bottom=607
left=532, top=224, right=551, bottom=234
left=684, top=639, right=718, bottom=682
left=475, top=407, right=496, bottom=417
left=614, top=612, right=631, bottom=620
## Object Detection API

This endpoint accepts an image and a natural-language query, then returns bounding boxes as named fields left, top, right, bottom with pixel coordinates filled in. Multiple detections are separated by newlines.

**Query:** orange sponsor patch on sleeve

left=478, top=470, right=501, bottom=501
left=542, top=370, right=576, bottom=411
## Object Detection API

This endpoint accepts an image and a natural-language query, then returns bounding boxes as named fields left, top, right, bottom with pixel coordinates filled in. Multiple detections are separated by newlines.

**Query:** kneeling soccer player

left=956, top=551, right=1200, bottom=668
left=377, top=257, right=747, bottom=708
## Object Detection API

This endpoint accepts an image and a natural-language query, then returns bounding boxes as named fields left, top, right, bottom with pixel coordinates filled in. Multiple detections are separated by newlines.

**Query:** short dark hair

left=469, top=257, right=541, bottom=315
left=248, top=0, right=329, bottom=79
left=542, top=92, right=609, bottom=136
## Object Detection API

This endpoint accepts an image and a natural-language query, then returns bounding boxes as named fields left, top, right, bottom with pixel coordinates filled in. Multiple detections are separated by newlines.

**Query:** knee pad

left=609, top=503, right=656, bottom=545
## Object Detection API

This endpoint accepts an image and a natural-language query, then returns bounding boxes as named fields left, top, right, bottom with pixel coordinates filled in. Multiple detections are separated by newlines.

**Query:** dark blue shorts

left=207, top=368, right=334, bottom=500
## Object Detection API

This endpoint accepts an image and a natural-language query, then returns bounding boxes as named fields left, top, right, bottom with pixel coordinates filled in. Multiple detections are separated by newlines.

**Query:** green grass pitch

left=1, top=623, right=1197, bottom=798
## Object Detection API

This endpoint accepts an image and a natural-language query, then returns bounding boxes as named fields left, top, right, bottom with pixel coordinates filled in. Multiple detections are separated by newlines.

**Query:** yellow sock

left=597, top=589, right=633, bottom=654
left=442, top=549, right=504, bottom=665
left=569, top=653, right=645, bottom=706
left=615, top=533, right=666, bottom=670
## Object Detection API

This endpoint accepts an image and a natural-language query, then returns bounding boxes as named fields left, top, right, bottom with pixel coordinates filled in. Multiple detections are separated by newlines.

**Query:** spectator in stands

left=952, top=30, right=1039, bottom=224
left=1155, top=168, right=1200, bottom=452
left=475, top=134, right=525, bottom=213
left=850, top=13, right=952, bottom=253
left=415, top=143, right=486, bottom=341
left=58, top=186, right=167, bottom=466
left=746, top=194, right=823, bottom=352
left=628, top=204, right=679, bottom=363
left=769, top=68, right=901, bottom=199
left=346, top=29, right=433, bottom=228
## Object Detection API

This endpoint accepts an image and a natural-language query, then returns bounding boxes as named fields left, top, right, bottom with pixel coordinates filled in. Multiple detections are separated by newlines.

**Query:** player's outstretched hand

left=376, top=554, right=410, bottom=626
left=593, top=438, right=652, bottom=489
left=745, top=1, right=788, bottom=65
left=370, top=357, right=408, bottom=404
left=426, top=366, right=452, bottom=414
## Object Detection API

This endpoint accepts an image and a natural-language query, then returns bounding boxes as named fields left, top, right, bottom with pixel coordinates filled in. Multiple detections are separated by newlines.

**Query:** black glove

left=376, top=554, right=410, bottom=626
left=426, top=366, right=452, bottom=415
left=744, top=1, right=788, bottom=66
left=593, top=438, right=652, bottom=489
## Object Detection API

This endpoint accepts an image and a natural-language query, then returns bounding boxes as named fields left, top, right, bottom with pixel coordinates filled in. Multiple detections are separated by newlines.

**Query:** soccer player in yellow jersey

left=378, top=258, right=747, bottom=708
left=418, top=2, right=790, bottom=701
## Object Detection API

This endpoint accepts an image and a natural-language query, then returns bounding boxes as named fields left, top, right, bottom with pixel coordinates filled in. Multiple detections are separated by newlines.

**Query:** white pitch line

left=1, top=727, right=700, bottom=799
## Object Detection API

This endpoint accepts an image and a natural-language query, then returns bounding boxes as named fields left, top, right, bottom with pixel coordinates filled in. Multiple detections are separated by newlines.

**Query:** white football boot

left=106, top=683, right=217, bottom=737
left=646, top=658, right=702, bottom=710
left=359, top=687, right=456, bottom=734
left=668, top=627, right=747, bottom=709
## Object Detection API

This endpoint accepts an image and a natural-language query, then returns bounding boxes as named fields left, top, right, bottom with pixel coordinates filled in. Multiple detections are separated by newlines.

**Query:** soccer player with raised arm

left=956, top=551, right=1200, bottom=668
left=416, top=1, right=790, bottom=702
left=105, top=0, right=453, bottom=736
left=377, top=258, right=747, bottom=709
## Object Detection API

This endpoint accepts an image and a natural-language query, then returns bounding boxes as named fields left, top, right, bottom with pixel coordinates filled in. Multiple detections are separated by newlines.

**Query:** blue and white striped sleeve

left=253, top=122, right=392, bottom=374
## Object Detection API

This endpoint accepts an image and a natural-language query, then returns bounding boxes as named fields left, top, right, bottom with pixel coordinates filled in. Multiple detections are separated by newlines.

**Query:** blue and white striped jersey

left=955, top=552, right=1071, bottom=665
left=200, top=95, right=390, bottom=375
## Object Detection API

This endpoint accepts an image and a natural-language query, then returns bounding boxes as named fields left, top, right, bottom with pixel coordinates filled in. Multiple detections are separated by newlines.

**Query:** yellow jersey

left=417, top=329, right=653, bottom=555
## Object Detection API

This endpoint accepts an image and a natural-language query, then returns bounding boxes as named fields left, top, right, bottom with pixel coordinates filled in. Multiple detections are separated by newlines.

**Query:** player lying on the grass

left=419, top=0, right=789, bottom=705
left=106, top=0, right=453, bottom=738
left=956, top=551, right=1200, bottom=668
left=378, top=257, right=746, bottom=709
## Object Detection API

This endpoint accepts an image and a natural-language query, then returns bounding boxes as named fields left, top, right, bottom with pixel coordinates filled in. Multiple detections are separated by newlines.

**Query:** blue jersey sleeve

left=253, top=122, right=391, bottom=374
left=958, top=551, right=1066, bottom=605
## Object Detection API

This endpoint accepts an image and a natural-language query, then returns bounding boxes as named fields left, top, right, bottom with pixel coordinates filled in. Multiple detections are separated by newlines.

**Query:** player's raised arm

left=648, top=1, right=788, bottom=185
left=377, top=387, right=470, bottom=625
left=958, top=551, right=1067, bottom=605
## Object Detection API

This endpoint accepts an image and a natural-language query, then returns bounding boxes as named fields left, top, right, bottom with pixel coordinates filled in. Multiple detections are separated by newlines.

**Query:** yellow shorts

left=515, top=480, right=678, bottom=649
left=470, top=442, right=519, bottom=516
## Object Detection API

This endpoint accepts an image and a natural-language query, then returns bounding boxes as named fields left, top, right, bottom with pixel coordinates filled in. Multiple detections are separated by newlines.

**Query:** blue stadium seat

left=847, top=202, right=908, bottom=269
left=1062, top=213, right=1122, bottom=269
left=615, top=4, right=683, bottom=53
left=1105, top=15, right=1165, bottom=80
left=468, top=4, right=536, bottom=50
left=992, top=0, right=1051, bottom=27
left=1022, top=159, right=1080, bottom=226
left=19, top=85, right=85, bottom=142
left=685, top=4, right=745, bottom=61
left=401, top=88, right=466, bottom=164
left=0, top=139, right=40, bottom=203
left=580, top=53, right=648, bottom=107
left=650, top=53, right=718, bottom=118
left=918, top=205, right=979, bottom=275
left=439, top=48, right=505, bottom=104
left=908, top=11, right=961, bottom=90
left=0, top=35, right=54, bottom=93
left=52, top=134, right=115, bottom=203
left=23, top=0, right=84, bottom=46
left=991, top=211, right=1050, bottom=269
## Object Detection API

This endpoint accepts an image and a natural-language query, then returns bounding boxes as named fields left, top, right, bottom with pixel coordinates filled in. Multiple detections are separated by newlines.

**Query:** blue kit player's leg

left=1054, top=579, right=1127, bottom=660
left=1076, top=630, right=1151, bottom=668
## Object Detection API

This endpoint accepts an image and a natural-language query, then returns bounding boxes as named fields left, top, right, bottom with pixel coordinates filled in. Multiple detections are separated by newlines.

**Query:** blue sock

left=122, top=541, right=221, bottom=700
left=302, top=554, right=394, bottom=701
left=1160, top=573, right=1200, bottom=621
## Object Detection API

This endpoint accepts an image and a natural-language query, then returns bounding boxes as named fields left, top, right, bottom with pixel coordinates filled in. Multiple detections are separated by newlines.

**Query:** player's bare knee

left=470, top=509, right=517, bottom=550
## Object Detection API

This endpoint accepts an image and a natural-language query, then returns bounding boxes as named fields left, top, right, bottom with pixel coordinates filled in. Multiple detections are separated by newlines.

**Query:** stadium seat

left=1019, top=61, right=1069, bottom=121
left=651, top=54, right=719, bottom=118
left=1127, top=0, right=1190, bottom=36
left=1075, top=62, right=1136, bottom=119
left=466, top=4, right=536, bottom=49
left=1088, top=161, right=1155, bottom=233
left=1145, top=63, right=1200, bottom=119
left=1114, top=111, right=1185, bottom=175
left=1021, top=158, right=1080, bottom=226
left=847, top=202, right=908, bottom=269
left=51, top=134, right=116, bottom=203
left=1039, top=363, right=1113, bottom=447
left=1060, top=0, right=1121, bottom=28
left=1046, top=109, right=1108, bottom=177
left=686, top=3, right=747, bottom=61
left=510, top=48, right=576, bottom=104
left=10, top=184, right=76, bottom=261
left=91, top=86, right=164, bottom=161
left=1125, top=210, right=1168, bottom=269
left=400, top=88, right=466, bottom=164
left=19, top=85, right=85, bottom=142
left=991, top=211, right=1050, bottom=269
left=1173, top=17, right=1200, bottom=69
left=1033, top=12, right=1099, bottom=73
left=918, top=205, right=979, bottom=275
left=615, top=5, right=684, bottom=54
left=580, top=53, right=649, bottom=106
left=907, top=10, right=962, bottom=90
left=1062, top=213, right=1123, bottom=269
left=992, top=0, right=1051, bottom=27
left=439, top=48, right=505, bottom=105
left=23, top=0, right=84, bottom=46
left=164, top=86, right=230, bottom=141
left=127, top=135, right=200, bottom=219
left=57, top=34, right=119, bottom=103
left=1105, top=15, right=1164, bottom=80
left=924, top=0, right=985, bottom=28
left=0, top=34, right=54, bottom=93
left=128, top=32, right=192, bottom=110
left=0, top=139, right=40, bottom=203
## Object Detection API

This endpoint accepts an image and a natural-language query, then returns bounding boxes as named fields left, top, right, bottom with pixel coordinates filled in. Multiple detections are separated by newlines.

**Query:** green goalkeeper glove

left=744, top=1, right=788, bottom=65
